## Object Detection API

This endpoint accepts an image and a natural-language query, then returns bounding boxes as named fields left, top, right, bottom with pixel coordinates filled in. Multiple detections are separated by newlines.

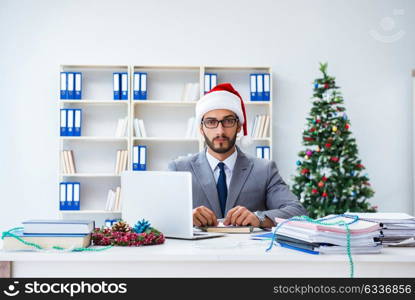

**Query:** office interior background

left=0, top=0, right=414, bottom=246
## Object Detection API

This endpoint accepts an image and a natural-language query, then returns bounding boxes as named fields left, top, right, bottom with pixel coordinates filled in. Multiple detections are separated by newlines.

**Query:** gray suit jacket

left=168, top=147, right=307, bottom=223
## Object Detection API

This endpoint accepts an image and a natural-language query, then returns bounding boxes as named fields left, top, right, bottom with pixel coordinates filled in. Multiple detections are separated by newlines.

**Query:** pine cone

left=133, top=219, right=151, bottom=233
left=111, top=220, right=131, bottom=233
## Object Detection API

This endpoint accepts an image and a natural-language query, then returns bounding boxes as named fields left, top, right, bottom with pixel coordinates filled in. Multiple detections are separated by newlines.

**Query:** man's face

left=200, top=109, right=241, bottom=154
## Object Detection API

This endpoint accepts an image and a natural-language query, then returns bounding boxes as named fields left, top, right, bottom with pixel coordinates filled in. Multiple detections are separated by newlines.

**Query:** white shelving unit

left=59, top=65, right=131, bottom=226
left=59, top=65, right=272, bottom=226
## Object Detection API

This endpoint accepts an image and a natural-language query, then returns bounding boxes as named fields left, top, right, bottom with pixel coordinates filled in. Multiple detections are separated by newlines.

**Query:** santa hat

left=196, top=83, right=252, bottom=147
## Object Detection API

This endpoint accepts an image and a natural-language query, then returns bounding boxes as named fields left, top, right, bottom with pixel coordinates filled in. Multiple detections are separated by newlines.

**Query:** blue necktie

left=216, top=162, right=227, bottom=218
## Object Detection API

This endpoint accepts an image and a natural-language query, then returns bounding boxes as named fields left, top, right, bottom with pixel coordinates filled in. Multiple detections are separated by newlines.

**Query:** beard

left=203, top=131, right=237, bottom=154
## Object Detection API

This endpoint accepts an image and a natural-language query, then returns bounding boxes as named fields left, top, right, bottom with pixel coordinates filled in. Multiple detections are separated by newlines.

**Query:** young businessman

left=168, top=83, right=307, bottom=228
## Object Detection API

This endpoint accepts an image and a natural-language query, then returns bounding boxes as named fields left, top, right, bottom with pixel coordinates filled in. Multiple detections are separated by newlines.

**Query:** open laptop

left=121, top=171, right=224, bottom=240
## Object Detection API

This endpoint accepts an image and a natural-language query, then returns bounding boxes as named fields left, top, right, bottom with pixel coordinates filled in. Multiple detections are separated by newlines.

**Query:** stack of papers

left=348, top=213, right=415, bottom=246
left=252, top=215, right=383, bottom=254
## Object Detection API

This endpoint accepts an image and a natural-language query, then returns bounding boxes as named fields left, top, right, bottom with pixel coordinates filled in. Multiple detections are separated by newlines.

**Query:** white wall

left=1, top=0, right=414, bottom=237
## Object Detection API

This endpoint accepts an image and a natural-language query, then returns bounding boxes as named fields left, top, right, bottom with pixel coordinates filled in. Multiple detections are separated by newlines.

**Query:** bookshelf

left=59, top=65, right=272, bottom=226
left=59, top=65, right=130, bottom=226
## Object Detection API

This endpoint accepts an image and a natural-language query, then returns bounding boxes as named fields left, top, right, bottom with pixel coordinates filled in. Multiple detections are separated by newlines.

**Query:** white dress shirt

left=205, top=148, right=238, bottom=190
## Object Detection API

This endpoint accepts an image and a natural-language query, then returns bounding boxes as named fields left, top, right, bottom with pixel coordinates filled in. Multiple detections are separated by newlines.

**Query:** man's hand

left=223, top=206, right=260, bottom=227
left=193, top=206, right=218, bottom=227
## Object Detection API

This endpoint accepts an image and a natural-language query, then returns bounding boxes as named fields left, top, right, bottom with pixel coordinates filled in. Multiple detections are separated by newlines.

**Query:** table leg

left=0, top=261, right=11, bottom=278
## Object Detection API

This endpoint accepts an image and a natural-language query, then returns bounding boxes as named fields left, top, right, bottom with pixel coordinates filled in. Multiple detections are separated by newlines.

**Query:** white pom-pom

left=240, top=135, right=253, bottom=148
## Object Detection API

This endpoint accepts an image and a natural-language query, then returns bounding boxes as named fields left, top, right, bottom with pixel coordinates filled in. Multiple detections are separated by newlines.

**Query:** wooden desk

left=1, top=235, right=414, bottom=277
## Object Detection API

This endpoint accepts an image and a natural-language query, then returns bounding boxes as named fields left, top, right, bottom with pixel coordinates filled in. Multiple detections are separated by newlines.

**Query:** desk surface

left=1, top=235, right=415, bottom=277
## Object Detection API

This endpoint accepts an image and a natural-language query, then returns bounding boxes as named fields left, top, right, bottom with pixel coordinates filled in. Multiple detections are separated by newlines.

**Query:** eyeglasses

left=201, top=117, right=239, bottom=129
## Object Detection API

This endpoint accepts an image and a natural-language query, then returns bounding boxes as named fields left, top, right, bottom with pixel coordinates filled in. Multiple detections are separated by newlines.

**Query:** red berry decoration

left=312, top=189, right=318, bottom=194
left=322, top=192, right=328, bottom=197
left=318, top=181, right=324, bottom=188
left=356, top=164, right=364, bottom=169
left=316, top=119, right=321, bottom=123
left=92, top=221, right=165, bottom=247
left=322, top=176, right=328, bottom=181
left=345, top=123, right=350, bottom=130
left=331, top=157, right=339, bottom=162
left=324, top=83, right=329, bottom=89
left=325, top=143, right=332, bottom=148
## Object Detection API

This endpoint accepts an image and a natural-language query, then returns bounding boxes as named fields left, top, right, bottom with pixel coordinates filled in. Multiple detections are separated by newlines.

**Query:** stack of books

left=181, top=83, right=200, bottom=101
left=250, top=114, right=270, bottom=138
left=133, top=118, right=147, bottom=138
left=2, top=220, right=94, bottom=251
left=115, top=150, right=128, bottom=174
left=252, top=215, right=382, bottom=254
left=185, top=117, right=197, bottom=139
left=348, top=213, right=415, bottom=246
left=115, top=117, right=129, bottom=137
left=105, top=187, right=121, bottom=211
left=61, top=150, right=76, bottom=174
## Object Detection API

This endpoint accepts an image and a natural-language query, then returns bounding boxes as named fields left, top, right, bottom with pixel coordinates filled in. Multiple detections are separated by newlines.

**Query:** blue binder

left=263, top=73, right=270, bottom=101
left=67, top=72, right=75, bottom=99
left=60, top=72, right=68, bottom=99
left=74, top=72, right=82, bottom=99
left=133, top=72, right=140, bottom=100
left=250, top=74, right=257, bottom=101
left=256, top=146, right=264, bottom=159
left=257, top=74, right=264, bottom=101
left=121, top=72, right=128, bottom=100
left=204, top=73, right=217, bottom=94
left=113, top=72, right=121, bottom=100
left=59, top=182, right=67, bottom=210
left=133, top=145, right=139, bottom=170
left=67, top=109, right=74, bottom=136
left=72, top=182, right=80, bottom=210
left=204, top=73, right=210, bottom=94
left=138, top=146, right=147, bottom=171
left=138, top=145, right=147, bottom=170
left=139, top=72, right=147, bottom=100
left=60, top=182, right=81, bottom=210
left=210, top=73, right=217, bottom=90
left=74, top=109, right=82, bottom=136
left=60, top=109, right=67, bottom=136
left=263, top=146, right=270, bottom=160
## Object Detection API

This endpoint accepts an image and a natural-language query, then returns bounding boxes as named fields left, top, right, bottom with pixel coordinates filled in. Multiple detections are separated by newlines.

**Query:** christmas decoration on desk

left=292, top=63, right=376, bottom=218
left=92, top=219, right=165, bottom=247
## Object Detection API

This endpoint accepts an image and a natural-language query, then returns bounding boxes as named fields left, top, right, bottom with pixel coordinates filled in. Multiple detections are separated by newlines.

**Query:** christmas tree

left=292, top=63, right=376, bottom=218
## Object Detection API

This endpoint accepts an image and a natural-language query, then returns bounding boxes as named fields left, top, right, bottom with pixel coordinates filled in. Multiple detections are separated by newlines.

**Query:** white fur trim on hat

left=195, top=90, right=245, bottom=126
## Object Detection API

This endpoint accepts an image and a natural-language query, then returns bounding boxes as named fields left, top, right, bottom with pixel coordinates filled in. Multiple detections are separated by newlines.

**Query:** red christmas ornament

left=301, top=168, right=310, bottom=175
left=322, top=176, right=328, bottom=181
left=345, top=123, right=350, bottom=130
left=303, top=137, right=315, bottom=141
left=316, top=119, right=321, bottom=123
left=331, top=157, right=339, bottom=162
left=356, top=164, right=364, bottom=169
left=325, top=143, right=332, bottom=148
left=312, top=189, right=318, bottom=194
left=322, top=192, right=328, bottom=197
left=324, top=83, right=329, bottom=89
left=309, top=127, right=316, bottom=132
left=318, top=181, right=324, bottom=188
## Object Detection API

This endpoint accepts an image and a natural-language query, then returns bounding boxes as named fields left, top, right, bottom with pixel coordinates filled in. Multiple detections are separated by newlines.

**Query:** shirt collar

left=206, top=147, right=238, bottom=173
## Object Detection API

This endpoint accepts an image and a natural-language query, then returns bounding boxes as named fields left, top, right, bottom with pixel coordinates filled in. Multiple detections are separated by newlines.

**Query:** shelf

left=60, top=100, right=129, bottom=105
left=60, top=173, right=122, bottom=177
left=244, top=101, right=272, bottom=105
left=61, top=65, right=128, bottom=70
left=59, top=210, right=121, bottom=214
left=133, top=100, right=197, bottom=106
left=237, top=137, right=271, bottom=142
left=133, top=137, right=199, bottom=142
left=60, top=137, right=128, bottom=141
